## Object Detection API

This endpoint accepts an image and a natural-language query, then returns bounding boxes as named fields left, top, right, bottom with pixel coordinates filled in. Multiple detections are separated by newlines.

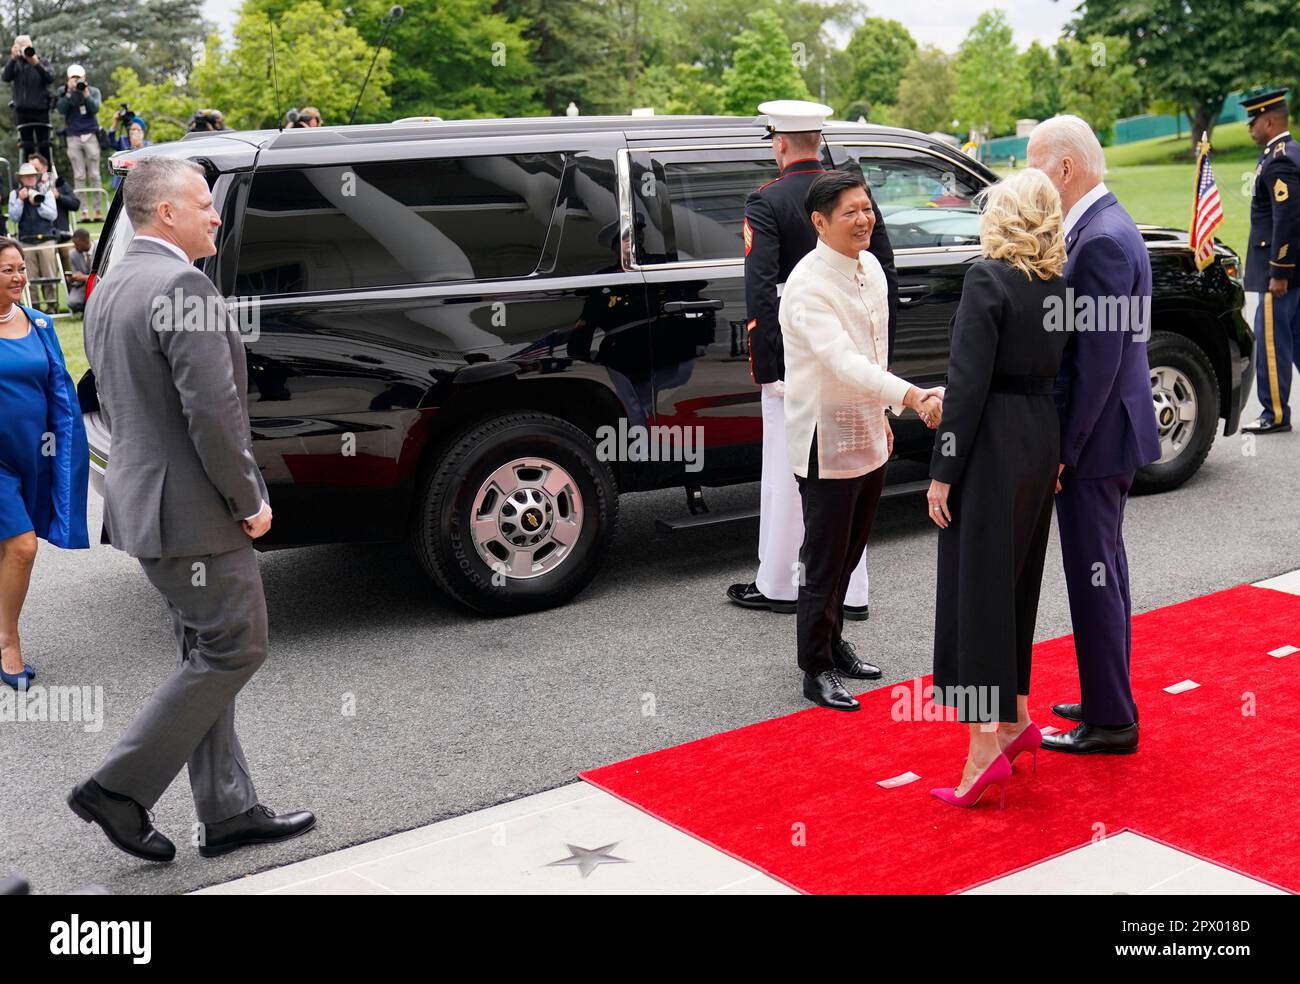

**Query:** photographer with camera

left=3, top=35, right=55, bottom=164
left=8, top=161, right=60, bottom=313
left=109, top=110, right=149, bottom=190
left=188, top=108, right=225, bottom=133
left=56, top=64, right=104, bottom=222
left=28, top=153, right=81, bottom=243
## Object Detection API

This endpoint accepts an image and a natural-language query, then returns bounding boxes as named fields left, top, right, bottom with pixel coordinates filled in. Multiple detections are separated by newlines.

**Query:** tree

left=1056, top=35, right=1140, bottom=140
left=835, top=17, right=916, bottom=112
left=247, top=0, right=538, bottom=119
left=1071, top=0, right=1265, bottom=152
left=1, top=1, right=208, bottom=164
left=1018, top=41, right=1060, bottom=122
left=638, top=62, right=723, bottom=115
left=659, top=0, right=861, bottom=105
left=1260, top=0, right=1300, bottom=126
left=720, top=9, right=812, bottom=115
left=497, top=0, right=629, bottom=115
left=107, top=62, right=212, bottom=143
left=777, top=0, right=865, bottom=104
left=895, top=46, right=955, bottom=135
left=2, top=0, right=209, bottom=83
left=191, top=1, right=392, bottom=129
left=951, top=9, right=1026, bottom=141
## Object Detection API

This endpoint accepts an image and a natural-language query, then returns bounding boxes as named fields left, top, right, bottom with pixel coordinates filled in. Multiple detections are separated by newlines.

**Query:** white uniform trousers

left=755, top=382, right=869, bottom=605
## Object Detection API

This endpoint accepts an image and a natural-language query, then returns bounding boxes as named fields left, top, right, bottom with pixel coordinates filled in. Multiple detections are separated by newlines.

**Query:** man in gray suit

left=70, top=157, right=314, bottom=862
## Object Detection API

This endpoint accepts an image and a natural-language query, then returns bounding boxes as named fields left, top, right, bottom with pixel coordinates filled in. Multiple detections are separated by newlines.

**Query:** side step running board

left=653, top=479, right=930, bottom=533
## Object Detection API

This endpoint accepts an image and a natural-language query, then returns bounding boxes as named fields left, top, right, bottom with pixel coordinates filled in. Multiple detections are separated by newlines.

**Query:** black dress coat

left=929, top=258, right=1070, bottom=723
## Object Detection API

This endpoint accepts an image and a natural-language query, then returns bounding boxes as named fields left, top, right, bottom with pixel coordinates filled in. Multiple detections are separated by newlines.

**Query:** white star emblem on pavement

left=544, top=842, right=630, bottom=879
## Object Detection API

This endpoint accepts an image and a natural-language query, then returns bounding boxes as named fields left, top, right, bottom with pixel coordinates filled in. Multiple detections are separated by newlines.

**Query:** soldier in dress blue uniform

left=726, top=100, right=899, bottom=646
left=1241, top=88, right=1300, bottom=434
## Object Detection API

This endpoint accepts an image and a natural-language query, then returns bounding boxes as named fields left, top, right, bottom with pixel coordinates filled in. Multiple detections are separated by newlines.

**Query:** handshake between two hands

left=904, top=385, right=945, bottom=429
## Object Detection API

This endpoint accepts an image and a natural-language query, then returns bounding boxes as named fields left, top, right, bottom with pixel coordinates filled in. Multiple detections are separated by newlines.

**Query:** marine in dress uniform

left=725, top=99, right=899, bottom=624
left=1241, top=88, right=1300, bottom=434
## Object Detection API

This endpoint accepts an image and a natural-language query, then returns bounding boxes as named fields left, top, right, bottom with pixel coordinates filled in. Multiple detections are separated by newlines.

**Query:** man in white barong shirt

left=780, top=169, right=941, bottom=710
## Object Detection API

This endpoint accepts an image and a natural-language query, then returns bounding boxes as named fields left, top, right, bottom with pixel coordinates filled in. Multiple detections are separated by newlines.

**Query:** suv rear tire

left=413, top=412, right=618, bottom=615
left=1134, top=332, right=1219, bottom=495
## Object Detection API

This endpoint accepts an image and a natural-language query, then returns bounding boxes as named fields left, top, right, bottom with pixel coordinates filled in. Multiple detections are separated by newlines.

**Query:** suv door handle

left=662, top=298, right=724, bottom=313
left=898, top=284, right=928, bottom=304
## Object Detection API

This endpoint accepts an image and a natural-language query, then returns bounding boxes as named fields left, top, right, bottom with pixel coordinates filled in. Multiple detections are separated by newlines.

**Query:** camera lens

left=23, top=46, right=34, bottom=57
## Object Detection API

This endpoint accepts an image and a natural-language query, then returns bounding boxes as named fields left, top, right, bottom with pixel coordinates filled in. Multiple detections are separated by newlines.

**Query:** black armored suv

left=83, top=115, right=1253, bottom=615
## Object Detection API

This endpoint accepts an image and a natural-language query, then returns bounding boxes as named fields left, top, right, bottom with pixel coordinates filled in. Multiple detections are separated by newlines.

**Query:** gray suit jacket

left=84, top=239, right=267, bottom=558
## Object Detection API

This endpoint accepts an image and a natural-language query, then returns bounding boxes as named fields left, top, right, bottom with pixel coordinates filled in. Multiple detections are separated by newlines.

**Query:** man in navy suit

left=1028, top=116, right=1161, bottom=754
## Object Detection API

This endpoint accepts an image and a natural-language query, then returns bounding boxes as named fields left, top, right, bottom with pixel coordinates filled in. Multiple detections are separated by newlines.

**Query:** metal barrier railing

left=71, top=183, right=107, bottom=223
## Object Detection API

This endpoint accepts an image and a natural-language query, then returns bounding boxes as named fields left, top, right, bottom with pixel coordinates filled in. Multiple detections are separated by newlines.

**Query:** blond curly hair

left=976, top=168, right=1066, bottom=280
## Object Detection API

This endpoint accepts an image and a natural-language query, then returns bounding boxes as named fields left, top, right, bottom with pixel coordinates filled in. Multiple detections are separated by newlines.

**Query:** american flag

left=1189, top=132, right=1224, bottom=271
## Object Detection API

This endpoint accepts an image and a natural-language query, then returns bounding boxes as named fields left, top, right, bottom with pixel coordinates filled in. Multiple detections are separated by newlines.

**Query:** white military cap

left=757, top=99, right=833, bottom=139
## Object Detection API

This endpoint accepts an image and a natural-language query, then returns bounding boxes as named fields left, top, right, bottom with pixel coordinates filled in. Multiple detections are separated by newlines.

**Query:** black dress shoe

left=1040, top=722, right=1138, bottom=754
left=842, top=603, right=869, bottom=621
left=831, top=638, right=882, bottom=680
left=67, top=779, right=176, bottom=863
left=802, top=670, right=860, bottom=711
left=1052, top=702, right=1083, bottom=722
left=726, top=582, right=795, bottom=614
left=1242, top=417, right=1292, bottom=434
left=199, top=804, right=316, bottom=858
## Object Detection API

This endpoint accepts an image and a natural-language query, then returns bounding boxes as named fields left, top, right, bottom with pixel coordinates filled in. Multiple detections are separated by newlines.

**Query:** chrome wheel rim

left=1150, top=366, right=1198, bottom=464
left=469, top=457, right=583, bottom=580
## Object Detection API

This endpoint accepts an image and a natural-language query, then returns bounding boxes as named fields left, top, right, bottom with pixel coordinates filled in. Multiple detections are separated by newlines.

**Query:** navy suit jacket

left=1054, top=192, right=1161, bottom=478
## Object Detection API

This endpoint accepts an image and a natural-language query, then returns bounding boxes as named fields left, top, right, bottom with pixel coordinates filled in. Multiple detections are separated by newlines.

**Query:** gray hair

left=122, top=157, right=205, bottom=228
left=1028, top=115, right=1106, bottom=181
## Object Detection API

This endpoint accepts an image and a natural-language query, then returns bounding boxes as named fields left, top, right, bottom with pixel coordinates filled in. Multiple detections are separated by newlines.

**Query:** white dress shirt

left=1063, top=182, right=1109, bottom=240
left=133, top=234, right=191, bottom=264
left=778, top=238, right=912, bottom=479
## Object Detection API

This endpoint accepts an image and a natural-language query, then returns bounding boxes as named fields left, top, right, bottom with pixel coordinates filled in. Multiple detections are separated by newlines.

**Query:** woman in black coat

left=925, top=168, right=1070, bottom=809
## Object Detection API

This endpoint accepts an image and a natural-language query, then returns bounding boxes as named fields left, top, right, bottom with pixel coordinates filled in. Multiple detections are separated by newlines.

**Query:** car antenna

left=269, top=16, right=285, bottom=131
left=349, top=5, right=404, bottom=125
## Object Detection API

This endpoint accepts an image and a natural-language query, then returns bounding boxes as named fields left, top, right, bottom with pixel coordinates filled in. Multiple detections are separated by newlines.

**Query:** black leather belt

left=990, top=373, right=1055, bottom=395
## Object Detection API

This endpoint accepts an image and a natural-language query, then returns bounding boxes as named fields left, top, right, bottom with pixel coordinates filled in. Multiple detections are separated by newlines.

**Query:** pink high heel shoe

left=930, top=753, right=1012, bottom=809
left=1001, top=722, right=1042, bottom=774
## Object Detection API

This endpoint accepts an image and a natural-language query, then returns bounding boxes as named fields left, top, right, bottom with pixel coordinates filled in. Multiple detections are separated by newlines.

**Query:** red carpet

left=581, top=584, right=1300, bottom=894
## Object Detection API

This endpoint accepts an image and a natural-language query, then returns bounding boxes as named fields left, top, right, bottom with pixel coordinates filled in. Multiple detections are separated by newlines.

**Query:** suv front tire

left=1135, top=331, right=1220, bottom=494
left=413, top=412, right=618, bottom=615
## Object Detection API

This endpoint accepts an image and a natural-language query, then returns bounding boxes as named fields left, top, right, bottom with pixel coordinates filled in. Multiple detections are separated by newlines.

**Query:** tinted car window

left=630, top=150, right=778, bottom=264
left=843, top=147, right=982, bottom=249
left=552, top=154, right=626, bottom=276
left=234, top=154, right=564, bottom=295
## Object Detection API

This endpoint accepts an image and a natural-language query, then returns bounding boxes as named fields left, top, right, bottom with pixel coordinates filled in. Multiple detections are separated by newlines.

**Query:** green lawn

left=21, top=218, right=105, bottom=382
left=994, top=122, right=1258, bottom=257
left=57, top=314, right=88, bottom=381
left=1105, top=163, right=1249, bottom=257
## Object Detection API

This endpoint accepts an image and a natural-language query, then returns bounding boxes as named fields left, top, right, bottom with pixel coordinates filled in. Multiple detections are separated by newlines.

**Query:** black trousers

left=15, top=110, right=53, bottom=165
left=795, top=433, right=887, bottom=674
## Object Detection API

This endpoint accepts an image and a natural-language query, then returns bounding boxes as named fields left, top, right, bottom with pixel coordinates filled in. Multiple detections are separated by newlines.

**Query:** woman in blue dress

left=0, top=236, right=89, bottom=689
